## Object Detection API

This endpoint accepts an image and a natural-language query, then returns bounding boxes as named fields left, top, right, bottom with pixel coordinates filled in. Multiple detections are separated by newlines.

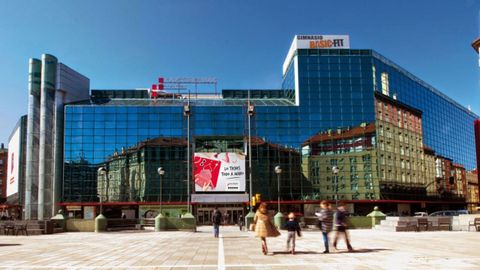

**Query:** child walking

left=284, top=212, right=301, bottom=254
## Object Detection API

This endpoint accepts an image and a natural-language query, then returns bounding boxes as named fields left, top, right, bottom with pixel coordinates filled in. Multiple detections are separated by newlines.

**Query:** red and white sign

left=283, top=35, right=350, bottom=75
left=6, top=127, right=20, bottom=197
left=194, top=152, right=246, bottom=192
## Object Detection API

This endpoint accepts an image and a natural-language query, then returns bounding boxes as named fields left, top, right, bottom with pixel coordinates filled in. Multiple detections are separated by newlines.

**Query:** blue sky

left=0, top=0, right=479, bottom=144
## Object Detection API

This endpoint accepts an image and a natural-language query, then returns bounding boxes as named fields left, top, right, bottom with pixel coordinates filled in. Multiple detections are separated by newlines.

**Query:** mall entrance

left=196, top=204, right=245, bottom=225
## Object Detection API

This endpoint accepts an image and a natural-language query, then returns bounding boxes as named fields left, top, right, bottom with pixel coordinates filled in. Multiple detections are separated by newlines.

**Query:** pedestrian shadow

left=221, top=236, right=250, bottom=239
left=333, top=248, right=391, bottom=254
left=272, top=251, right=321, bottom=255
left=271, top=248, right=390, bottom=255
left=0, top=244, right=21, bottom=247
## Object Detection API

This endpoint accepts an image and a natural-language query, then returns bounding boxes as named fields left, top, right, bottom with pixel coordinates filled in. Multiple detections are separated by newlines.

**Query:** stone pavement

left=1, top=225, right=480, bottom=270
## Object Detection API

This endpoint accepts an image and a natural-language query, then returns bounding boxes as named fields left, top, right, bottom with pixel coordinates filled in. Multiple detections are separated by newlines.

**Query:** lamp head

left=157, top=167, right=165, bottom=176
left=332, top=166, right=339, bottom=174
left=274, top=165, right=282, bottom=174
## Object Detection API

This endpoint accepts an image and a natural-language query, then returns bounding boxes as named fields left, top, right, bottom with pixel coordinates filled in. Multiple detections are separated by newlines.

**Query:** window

left=350, top=157, right=357, bottom=164
left=381, top=72, right=389, bottom=96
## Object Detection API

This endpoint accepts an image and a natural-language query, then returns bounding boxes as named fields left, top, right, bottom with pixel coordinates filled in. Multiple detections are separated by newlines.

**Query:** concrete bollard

left=155, top=213, right=167, bottom=231
left=367, top=206, right=386, bottom=228
left=181, top=212, right=196, bottom=232
left=245, top=211, right=255, bottom=230
left=274, top=212, right=285, bottom=230
left=95, top=214, right=107, bottom=232
left=51, top=210, right=67, bottom=231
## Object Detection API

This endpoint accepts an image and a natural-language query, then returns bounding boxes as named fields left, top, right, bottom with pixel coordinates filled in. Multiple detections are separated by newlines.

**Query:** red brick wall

left=475, top=120, right=480, bottom=185
left=0, top=150, right=7, bottom=202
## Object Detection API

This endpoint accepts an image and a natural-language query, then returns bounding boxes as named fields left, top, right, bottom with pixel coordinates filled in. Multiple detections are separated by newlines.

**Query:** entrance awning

left=191, top=194, right=249, bottom=203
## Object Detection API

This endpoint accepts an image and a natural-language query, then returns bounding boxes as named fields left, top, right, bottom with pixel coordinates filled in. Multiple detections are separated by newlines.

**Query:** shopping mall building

left=5, top=35, right=480, bottom=222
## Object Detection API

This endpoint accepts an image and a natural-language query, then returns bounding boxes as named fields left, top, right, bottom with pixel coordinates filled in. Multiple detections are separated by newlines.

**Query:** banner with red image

left=193, top=152, right=245, bottom=192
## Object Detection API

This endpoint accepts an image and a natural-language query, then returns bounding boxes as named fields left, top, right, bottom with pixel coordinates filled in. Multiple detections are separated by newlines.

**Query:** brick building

left=0, top=144, right=7, bottom=203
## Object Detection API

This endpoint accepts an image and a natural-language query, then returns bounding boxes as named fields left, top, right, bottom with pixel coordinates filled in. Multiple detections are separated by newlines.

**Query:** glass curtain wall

left=62, top=49, right=477, bottom=207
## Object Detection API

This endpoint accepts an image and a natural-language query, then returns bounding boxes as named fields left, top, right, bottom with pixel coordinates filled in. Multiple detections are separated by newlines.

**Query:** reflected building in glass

left=29, top=35, right=479, bottom=220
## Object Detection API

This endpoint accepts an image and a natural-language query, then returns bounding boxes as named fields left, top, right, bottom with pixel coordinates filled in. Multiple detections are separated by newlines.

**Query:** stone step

left=27, top=229, right=44, bottom=235
left=106, top=226, right=139, bottom=232
left=373, top=225, right=396, bottom=232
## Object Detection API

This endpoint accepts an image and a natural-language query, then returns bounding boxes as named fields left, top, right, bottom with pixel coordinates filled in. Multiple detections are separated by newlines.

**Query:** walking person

left=253, top=202, right=280, bottom=255
left=315, top=200, right=334, bottom=253
left=224, top=212, right=230, bottom=225
left=285, top=212, right=301, bottom=254
left=333, top=203, right=353, bottom=252
left=212, top=207, right=222, bottom=238
left=238, top=214, right=244, bottom=231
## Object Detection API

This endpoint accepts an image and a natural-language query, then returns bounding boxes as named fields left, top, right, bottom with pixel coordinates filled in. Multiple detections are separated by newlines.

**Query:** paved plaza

left=0, top=226, right=479, bottom=270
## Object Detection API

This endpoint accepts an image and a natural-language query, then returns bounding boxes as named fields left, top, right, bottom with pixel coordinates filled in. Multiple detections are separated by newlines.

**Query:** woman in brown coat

left=253, top=202, right=280, bottom=255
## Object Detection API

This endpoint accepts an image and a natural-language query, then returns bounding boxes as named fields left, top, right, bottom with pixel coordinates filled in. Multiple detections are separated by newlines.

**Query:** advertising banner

left=6, top=127, right=20, bottom=197
left=296, top=35, right=350, bottom=49
left=194, top=152, right=245, bottom=192
left=283, top=34, right=350, bottom=75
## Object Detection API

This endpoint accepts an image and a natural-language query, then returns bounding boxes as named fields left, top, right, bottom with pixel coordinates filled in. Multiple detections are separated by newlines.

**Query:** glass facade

left=372, top=51, right=477, bottom=170
left=63, top=104, right=308, bottom=203
left=63, top=48, right=478, bottom=213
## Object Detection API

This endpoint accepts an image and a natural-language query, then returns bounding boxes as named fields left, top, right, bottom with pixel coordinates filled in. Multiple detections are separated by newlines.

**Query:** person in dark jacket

left=333, top=203, right=353, bottom=251
left=212, top=207, right=222, bottom=238
left=316, top=200, right=334, bottom=253
left=238, top=215, right=244, bottom=231
left=284, top=212, right=301, bottom=254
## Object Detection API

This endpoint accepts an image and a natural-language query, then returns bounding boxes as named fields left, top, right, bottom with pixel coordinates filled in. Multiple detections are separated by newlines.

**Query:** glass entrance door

left=197, top=210, right=212, bottom=225
left=196, top=205, right=244, bottom=225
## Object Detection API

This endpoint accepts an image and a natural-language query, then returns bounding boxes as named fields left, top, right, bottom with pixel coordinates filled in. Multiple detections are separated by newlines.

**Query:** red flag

left=151, top=84, right=158, bottom=99
left=158, top=77, right=164, bottom=90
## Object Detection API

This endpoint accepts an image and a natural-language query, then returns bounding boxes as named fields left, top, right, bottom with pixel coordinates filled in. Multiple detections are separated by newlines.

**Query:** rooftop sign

left=283, top=35, right=350, bottom=75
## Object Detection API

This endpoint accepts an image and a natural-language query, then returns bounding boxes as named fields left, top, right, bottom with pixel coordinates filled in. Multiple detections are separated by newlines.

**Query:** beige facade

left=466, top=171, right=479, bottom=212
left=301, top=92, right=470, bottom=206
left=302, top=123, right=378, bottom=201
left=423, top=148, right=437, bottom=196
left=375, top=93, right=426, bottom=199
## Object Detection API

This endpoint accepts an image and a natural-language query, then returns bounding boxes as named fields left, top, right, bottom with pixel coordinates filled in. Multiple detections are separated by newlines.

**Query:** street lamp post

left=245, top=91, right=256, bottom=230
left=157, top=167, right=165, bottom=214
left=274, top=165, right=284, bottom=229
left=332, top=166, right=340, bottom=207
left=95, top=167, right=108, bottom=232
left=274, top=165, right=282, bottom=213
left=248, top=92, right=254, bottom=212
left=184, top=101, right=191, bottom=214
